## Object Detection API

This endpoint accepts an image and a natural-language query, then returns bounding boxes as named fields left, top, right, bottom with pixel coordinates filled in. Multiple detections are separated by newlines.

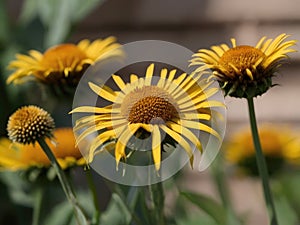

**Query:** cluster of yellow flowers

left=0, top=33, right=298, bottom=176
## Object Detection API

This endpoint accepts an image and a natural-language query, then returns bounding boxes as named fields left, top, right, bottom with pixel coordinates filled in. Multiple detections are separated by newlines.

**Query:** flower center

left=121, top=86, right=178, bottom=124
left=219, top=45, right=265, bottom=73
left=40, top=44, right=88, bottom=70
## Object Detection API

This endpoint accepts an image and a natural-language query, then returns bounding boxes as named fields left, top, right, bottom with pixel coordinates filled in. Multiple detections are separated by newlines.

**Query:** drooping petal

left=115, top=123, right=141, bottom=169
left=160, top=124, right=194, bottom=168
left=152, top=125, right=162, bottom=171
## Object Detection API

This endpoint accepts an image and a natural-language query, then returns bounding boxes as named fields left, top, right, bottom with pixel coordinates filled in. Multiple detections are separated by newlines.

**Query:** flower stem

left=32, top=186, right=43, bottom=225
left=148, top=182, right=165, bottom=225
left=86, top=169, right=100, bottom=225
left=37, top=138, right=87, bottom=225
left=247, top=98, right=278, bottom=225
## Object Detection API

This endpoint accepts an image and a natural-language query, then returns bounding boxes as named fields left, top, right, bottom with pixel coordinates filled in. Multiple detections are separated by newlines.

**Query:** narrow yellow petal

left=75, top=119, right=127, bottom=145
left=112, top=75, right=126, bottom=90
left=181, top=113, right=211, bottom=120
left=69, top=106, right=118, bottom=114
left=220, top=44, right=230, bottom=52
left=152, top=125, right=161, bottom=171
left=246, top=69, right=253, bottom=80
left=160, top=125, right=194, bottom=168
left=167, top=73, right=187, bottom=94
left=179, top=119, right=221, bottom=140
left=157, top=68, right=168, bottom=88
left=264, top=33, right=288, bottom=56
left=130, top=74, right=138, bottom=83
left=115, top=124, right=141, bottom=168
left=230, top=38, right=236, bottom=48
left=255, top=36, right=267, bottom=49
left=144, top=63, right=154, bottom=86
left=166, top=121, right=202, bottom=152
left=88, top=82, right=119, bottom=103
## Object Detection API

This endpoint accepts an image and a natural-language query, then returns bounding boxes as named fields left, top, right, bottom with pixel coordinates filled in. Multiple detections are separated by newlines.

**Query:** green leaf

left=18, top=0, right=39, bottom=25
left=36, top=0, right=105, bottom=47
left=0, top=171, right=33, bottom=206
left=180, top=191, right=227, bottom=225
left=275, top=196, right=298, bottom=225
left=43, top=200, right=73, bottom=225
left=100, top=193, right=132, bottom=225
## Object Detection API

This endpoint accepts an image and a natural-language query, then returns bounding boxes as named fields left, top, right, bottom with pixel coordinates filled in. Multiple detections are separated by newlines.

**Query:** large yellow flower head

left=7, top=37, right=122, bottom=87
left=70, top=63, right=223, bottom=171
left=225, top=124, right=299, bottom=175
left=190, top=33, right=297, bottom=98
left=0, top=128, right=85, bottom=171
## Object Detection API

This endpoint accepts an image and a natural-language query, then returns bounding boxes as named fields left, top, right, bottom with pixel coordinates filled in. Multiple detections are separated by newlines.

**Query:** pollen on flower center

left=121, top=86, right=179, bottom=124
left=219, top=45, right=265, bottom=73
left=129, top=96, right=178, bottom=124
left=41, top=44, right=88, bottom=70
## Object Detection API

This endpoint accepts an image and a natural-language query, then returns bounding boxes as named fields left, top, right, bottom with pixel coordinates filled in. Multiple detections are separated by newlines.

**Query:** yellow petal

left=88, top=82, right=120, bottom=103
left=69, top=106, right=118, bottom=114
left=179, top=119, right=221, bottom=140
left=164, top=69, right=177, bottom=90
left=115, top=124, right=141, bottom=169
left=152, top=125, right=161, bottom=171
left=230, top=38, right=236, bottom=48
left=144, top=63, right=154, bottom=86
left=112, top=74, right=126, bottom=90
left=130, top=74, right=138, bottom=83
left=157, top=68, right=168, bottom=88
left=160, top=124, right=194, bottom=168
left=255, top=36, right=267, bottom=49
left=181, top=113, right=211, bottom=120
left=166, top=121, right=202, bottom=152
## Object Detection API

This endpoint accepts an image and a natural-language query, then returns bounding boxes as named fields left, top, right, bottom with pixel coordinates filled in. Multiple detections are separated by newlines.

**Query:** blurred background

left=2, top=0, right=300, bottom=224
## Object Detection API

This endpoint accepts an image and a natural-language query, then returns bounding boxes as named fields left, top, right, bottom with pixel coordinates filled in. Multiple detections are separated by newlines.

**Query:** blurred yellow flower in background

left=70, top=63, right=223, bottom=171
left=190, top=33, right=297, bottom=98
left=225, top=124, right=300, bottom=175
left=7, top=36, right=122, bottom=86
left=0, top=128, right=85, bottom=170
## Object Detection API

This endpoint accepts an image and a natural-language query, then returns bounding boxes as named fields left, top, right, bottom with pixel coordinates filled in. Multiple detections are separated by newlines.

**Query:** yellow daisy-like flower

left=225, top=124, right=298, bottom=175
left=0, top=128, right=86, bottom=170
left=190, top=33, right=297, bottom=98
left=7, top=36, right=122, bottom=86
left=70, top=63, right=223, bottom=171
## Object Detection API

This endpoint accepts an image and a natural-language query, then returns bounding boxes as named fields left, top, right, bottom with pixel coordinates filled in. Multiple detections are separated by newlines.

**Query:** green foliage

left=180, top=191, right=228, bottom=225
left=100, top=193, right=132, bottom=225
left=20, top=0, right=105, bottom=47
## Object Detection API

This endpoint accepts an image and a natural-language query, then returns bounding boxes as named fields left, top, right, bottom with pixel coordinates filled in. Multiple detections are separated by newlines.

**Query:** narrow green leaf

left=180, top=191, right=227, bottom=225
left=43, top=201, right=73, bottom=225
left=274, top=193, right=298, bottom=225
left=100, top=193, right=132, bottom=225
left=18, top=0, right=39, bottom=25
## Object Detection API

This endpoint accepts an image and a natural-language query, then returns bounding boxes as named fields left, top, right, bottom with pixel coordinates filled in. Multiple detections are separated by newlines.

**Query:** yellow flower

left=70, top=63, right=223, bottom=171
left=7, top=37, right=122, bottom=86
left=7, top=105, right=55, bottom=145
left=225, top=124, right=299, bottom=175
left=190, top=33, right=297, bottom=98
left=0, top=128, right=85, bottom=170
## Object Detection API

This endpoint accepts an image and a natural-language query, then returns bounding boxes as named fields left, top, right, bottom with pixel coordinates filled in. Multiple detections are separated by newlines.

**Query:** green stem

left=247, top=98, right=278, bottom=225
left=86, top=169, right=100, bottom=225
left=32, top=186, right=43, bottom=225
left=37, top=138, right=87, bottom=225
left=211, top=154, right=241, bottom=225
left=148, top=182, right=165, bottom=225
